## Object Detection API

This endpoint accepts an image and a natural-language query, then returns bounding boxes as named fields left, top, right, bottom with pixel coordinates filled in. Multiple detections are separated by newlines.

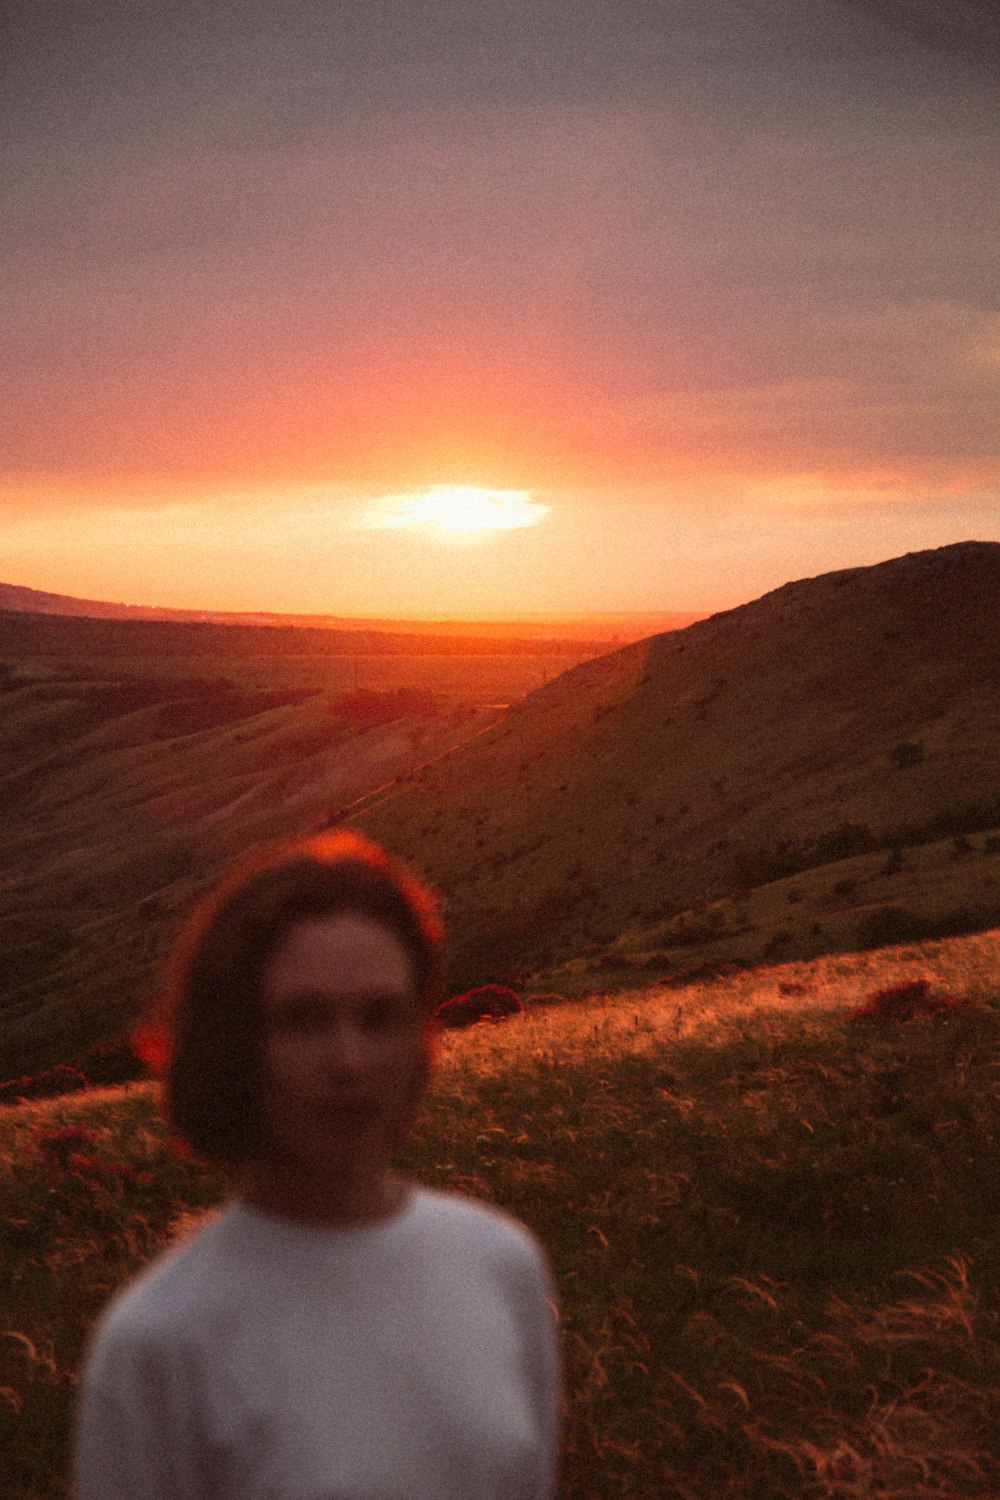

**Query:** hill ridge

left=353, top=542, right=1000, bottom=981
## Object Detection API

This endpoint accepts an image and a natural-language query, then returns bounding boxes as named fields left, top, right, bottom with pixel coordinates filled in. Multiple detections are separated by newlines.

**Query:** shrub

left=891, top=740, right=924, bottom=769
left=811, top=821, right=874, bottom=864
left=435, top=985, right=523, bottom=1029
left=857, top=903, right=1000, bottom=950
left=882, top=799, right=1000, bottom=851
left=329, top=687, right=439, bottom=723
left=0, top=1065, right=87, bottom=1106
left=73, top=1039, right=146, bottom=1087
left=854, top=979, right=973, bottom=1022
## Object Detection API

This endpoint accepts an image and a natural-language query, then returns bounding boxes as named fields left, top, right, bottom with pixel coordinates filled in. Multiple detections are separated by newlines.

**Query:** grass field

left=31, top=649, right=587, bottom=700
left=3, top=930, right=1000, bottom=1498
left=537, top=829, right=1000, bottom=997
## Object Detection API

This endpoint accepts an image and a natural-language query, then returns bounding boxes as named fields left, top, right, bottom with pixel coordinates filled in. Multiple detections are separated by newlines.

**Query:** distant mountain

left=352, top=542, right=1000, bottom=982
left=0, top=581, right=204, bottom=622
left=0, top=581, right=699, bottom=643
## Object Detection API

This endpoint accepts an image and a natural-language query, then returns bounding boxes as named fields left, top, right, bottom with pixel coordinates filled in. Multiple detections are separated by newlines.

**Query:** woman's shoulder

left=408, top=1186, right=551, bottom=1274
left=86, top=1202, right=242, bottom=1356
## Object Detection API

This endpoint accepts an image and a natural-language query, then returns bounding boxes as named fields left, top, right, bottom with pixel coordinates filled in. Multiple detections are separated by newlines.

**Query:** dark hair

left=144, top=832, right=443, bottom=1165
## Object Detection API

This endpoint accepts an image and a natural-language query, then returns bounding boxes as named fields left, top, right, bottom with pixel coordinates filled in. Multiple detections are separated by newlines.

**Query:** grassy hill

left=4, top=540, right=999, bottom=1079
left=351, top=542, right=1000, bottom=985
left=3, top=929, right=1000, bottom=1499
left=0, top=662, right=504, bottom=1078
left=1, top=601, right=645, bottom=1079
left=0, top=606, right=618, bottom=1079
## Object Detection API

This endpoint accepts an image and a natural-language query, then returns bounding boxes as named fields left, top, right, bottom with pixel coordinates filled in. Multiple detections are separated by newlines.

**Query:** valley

left=3, top=540, right=1000, bottom=1083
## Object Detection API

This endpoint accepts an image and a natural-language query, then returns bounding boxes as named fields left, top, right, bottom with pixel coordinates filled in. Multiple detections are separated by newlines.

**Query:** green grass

left=4, top=937, right=1000, bottom=1498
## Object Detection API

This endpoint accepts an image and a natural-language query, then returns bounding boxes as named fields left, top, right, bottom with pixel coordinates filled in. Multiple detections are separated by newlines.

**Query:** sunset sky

left=3, top=0, right=998, bottom=617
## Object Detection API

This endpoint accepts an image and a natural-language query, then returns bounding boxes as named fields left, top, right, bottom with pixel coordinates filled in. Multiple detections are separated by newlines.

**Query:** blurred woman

left=74, top=832, right=560, bottom=1500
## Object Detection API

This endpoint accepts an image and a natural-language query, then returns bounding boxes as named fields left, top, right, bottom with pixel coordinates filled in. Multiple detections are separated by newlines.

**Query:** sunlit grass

left=4, top=938, right=1000, bottom=1497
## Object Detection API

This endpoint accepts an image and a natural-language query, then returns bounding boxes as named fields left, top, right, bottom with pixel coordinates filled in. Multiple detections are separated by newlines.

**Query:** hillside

left=0, top=661, right=504, bottom=1078
left=5, top=930, right=1000, bottom=1499
left=353, top=542, right=1000, bottom=982
left=4, top=541, right=998, bottom=1078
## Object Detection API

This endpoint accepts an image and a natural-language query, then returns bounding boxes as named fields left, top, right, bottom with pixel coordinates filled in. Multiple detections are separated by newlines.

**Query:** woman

left=74, top=832, right=560, bottom=1500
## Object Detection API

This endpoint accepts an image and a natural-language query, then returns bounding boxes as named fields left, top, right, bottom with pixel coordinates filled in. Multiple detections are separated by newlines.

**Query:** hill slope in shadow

left=353, top=542, right=1000, bottom=981
left=0, top=667, right=498, bottom=1078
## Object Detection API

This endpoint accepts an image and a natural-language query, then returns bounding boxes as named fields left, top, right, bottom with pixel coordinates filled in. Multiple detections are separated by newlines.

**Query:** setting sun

left=360, top=486, right=550, bottom=542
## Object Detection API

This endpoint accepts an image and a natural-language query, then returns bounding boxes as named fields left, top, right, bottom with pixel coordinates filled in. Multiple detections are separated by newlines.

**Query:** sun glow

left=359, top=485, right=549, bottom=541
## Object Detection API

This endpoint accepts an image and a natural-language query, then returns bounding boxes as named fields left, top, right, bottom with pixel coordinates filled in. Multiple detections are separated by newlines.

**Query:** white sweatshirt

left=74, top=1187, right=560, bottom=1500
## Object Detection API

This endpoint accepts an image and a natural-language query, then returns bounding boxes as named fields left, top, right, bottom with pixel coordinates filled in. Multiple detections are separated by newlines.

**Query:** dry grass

left=524, top=925, right=1000, bottom=1048
left=356, top=544, right=1000, bottom=988
left=6, top=933, right=1000, bottom=1498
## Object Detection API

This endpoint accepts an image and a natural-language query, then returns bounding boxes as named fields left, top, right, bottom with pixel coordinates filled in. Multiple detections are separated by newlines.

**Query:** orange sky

left=3, top=2, right=998, bottom=617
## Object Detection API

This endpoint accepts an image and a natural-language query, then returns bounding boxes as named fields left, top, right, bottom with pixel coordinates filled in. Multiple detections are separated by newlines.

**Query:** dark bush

left=890, top=740, right=924, bottom=769
left=882, top=800, right=1000, bottom=850
left=854, top=979, right=975, bottom=1022
left=731, top=845, right=798, bottom=887
left=810, top=822, right=875, bottom=865
left=435, top=985, right=523, bottom=1029
left=659, top=917, right=727, bottom=949
left=0, top=1064, right=88, bottom=1105
left=73, top=1038, right=146, bottom=1087
left=330, top=687, right=440, bottom=723
left=857, top=903, right=1000, bottom=949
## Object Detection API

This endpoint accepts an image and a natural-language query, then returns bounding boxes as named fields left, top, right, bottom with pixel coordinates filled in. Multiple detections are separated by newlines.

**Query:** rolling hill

left=352, top=541, right=1000, bottom=982
left=0, top=595, right=654, bottom=1078
left=0, top=667, right=503, bottom=1079
left=3, top=540, right=999, bottom=1080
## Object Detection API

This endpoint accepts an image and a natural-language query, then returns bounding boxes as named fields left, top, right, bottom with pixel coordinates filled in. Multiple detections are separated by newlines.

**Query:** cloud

left=2, top=0, right=997, bottom=515
left=832, top=0, right=1000, bottom=67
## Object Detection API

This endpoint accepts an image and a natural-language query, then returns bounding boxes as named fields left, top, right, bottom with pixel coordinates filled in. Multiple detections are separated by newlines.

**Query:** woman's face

left=257, top=911, right=428, bottom=1196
